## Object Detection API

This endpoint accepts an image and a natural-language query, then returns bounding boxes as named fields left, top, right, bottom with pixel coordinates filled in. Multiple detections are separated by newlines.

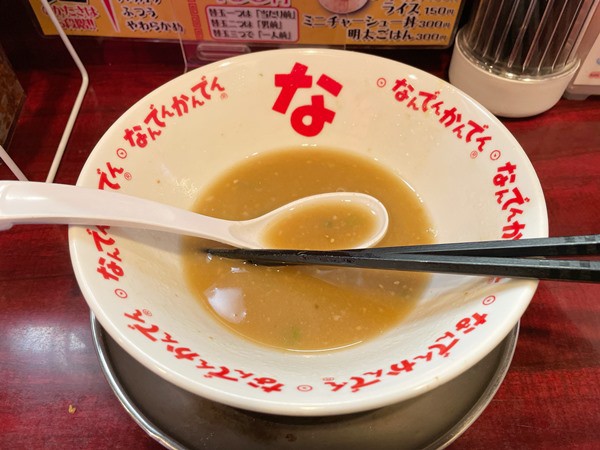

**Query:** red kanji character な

left=273, top=63, right=313, bottom=113
left=392, top=78, right=415, bottom=102
left=455, top=312, right=488, bottom=334
left=97, top=257, right=124, bottom=281
left=273, top=63, right=342, bottom=137
left=290, top=73, right=341, bottom=136
left=123, top=125, right=149, bottom=148
left=290, top=95, right=336, bottom=137
left=493, top=162, right=517, bottom=187
left=247, top=377, right=284, bottom=393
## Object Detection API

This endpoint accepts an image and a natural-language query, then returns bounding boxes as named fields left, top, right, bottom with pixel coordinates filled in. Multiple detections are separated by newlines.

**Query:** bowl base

left=92, top=313, right=518, bottom=450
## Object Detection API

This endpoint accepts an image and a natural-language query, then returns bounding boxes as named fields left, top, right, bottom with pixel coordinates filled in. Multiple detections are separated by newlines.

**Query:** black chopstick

left=203, top=234, right=600, bottom=283
left=368, top=234, right=600, bottom=257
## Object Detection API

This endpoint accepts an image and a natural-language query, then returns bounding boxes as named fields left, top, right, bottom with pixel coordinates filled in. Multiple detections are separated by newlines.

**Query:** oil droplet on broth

left=182, top=148, right=434, bottom=352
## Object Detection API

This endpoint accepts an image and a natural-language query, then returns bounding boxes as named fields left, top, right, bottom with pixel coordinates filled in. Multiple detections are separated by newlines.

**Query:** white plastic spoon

left=0, top=181, right=389, bottom=249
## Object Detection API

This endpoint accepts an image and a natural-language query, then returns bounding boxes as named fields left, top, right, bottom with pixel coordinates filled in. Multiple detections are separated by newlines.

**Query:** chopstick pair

left=204, top=234, right=600, bottom=283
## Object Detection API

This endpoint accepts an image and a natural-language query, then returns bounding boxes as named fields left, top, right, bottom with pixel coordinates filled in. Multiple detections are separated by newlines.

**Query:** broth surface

left=182, top=148, right=435, bottom=352
left=263, top=200, right=379, bottom=250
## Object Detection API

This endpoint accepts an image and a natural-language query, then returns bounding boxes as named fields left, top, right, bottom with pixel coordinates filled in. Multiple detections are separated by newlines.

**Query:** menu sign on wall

left=29, top=0, right=464, bottom=48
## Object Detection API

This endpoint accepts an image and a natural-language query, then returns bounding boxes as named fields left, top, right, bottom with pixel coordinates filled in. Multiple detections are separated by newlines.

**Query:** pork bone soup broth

left=182, top=149, right=435, bottom=352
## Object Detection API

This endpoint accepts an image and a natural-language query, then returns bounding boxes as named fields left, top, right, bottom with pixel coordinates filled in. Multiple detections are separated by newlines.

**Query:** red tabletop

left=1, top=7, right=599, bottom=449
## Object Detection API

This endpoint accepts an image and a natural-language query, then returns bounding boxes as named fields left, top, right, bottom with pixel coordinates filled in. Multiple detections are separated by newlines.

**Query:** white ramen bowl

left=69, top=49, right=547, bottom=416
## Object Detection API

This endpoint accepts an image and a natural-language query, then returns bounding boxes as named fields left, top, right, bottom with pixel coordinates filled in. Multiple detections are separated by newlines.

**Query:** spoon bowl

left=0, top=181, right=388, bottom=249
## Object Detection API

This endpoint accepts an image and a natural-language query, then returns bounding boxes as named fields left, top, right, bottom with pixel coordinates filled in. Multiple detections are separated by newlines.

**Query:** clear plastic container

left=449, top=0, right=598, bottom=117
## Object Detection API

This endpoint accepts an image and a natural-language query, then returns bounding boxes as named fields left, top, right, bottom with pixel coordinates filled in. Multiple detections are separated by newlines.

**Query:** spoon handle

left=0, top=181, right=241, bottom=245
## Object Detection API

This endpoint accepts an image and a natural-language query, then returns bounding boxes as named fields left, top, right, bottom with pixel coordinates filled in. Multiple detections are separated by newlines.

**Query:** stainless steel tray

left=91, top=313, right=518, bottom=449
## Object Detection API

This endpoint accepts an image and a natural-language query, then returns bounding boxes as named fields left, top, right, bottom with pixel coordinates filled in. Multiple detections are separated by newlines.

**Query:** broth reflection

left=205, top=286, right=247, bottom=324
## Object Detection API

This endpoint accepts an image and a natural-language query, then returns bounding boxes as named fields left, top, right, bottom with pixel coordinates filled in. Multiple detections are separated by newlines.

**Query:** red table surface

left=1, top=7, right=599, bottom=450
